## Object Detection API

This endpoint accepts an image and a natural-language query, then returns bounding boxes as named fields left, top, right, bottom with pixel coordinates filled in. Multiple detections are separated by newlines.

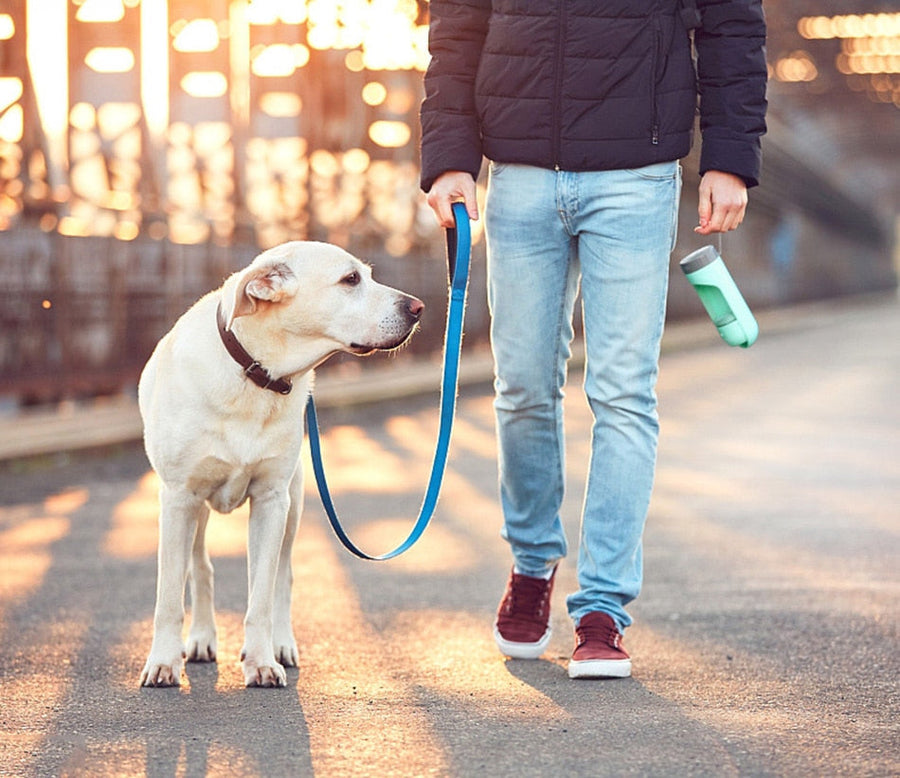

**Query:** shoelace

left=576, top=620, right=621, bottom=650
left=502, top=574, right=552, bottom=622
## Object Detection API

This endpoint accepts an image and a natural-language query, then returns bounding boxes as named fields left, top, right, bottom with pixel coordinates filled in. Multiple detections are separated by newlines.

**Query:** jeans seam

left=546, top=238, right=572, bottom=552
left=553, top=171, right=572, bottom=524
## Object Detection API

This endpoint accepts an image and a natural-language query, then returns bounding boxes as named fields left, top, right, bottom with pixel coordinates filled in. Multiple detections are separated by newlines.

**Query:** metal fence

left=0, top=2, right=896, bottom=405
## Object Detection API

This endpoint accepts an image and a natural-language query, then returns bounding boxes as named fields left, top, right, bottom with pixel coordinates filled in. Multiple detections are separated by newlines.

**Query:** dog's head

left=221, top=242, right=423, bottom=371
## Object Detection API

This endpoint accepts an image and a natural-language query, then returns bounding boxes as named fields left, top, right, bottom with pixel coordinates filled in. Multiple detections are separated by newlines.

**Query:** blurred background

left=0, top=0, right=897, bottom=409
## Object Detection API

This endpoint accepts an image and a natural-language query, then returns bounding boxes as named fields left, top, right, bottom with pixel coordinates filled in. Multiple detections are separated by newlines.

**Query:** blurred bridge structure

left=0, top=0, right=897, bottom=406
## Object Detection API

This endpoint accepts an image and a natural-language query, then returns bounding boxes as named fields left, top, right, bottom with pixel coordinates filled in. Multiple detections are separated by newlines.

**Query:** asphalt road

left=1, top=297, right=898, bottom=777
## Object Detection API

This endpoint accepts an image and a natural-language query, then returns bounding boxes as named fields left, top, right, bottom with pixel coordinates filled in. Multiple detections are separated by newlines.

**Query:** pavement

left=0, top=295, right=898, bottom=777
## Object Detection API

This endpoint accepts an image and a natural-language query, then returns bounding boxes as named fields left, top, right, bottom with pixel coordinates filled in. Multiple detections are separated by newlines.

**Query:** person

left=419, top=0, right=767, bottom=679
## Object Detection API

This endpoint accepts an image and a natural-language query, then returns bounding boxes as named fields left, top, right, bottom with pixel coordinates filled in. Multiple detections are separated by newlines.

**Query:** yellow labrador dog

left=138, top=241, right=423, bottom=688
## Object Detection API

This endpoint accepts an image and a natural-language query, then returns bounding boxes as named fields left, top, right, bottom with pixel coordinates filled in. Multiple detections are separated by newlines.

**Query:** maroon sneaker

left=493, top=567, right=556, bottom=659
left=568, top=611, right=632, bottom=679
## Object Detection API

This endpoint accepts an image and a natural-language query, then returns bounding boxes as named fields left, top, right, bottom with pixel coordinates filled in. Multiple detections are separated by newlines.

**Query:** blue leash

left=306, top=202, right=471, bottom=560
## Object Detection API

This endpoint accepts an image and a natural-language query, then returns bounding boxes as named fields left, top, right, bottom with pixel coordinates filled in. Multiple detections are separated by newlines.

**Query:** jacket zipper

left=551, top=1, right=568, bottom=166
left=650, top=15, right=662, bottom=145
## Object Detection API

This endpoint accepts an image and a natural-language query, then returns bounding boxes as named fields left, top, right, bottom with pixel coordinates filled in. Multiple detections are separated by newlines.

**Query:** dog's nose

left=406, top=296, right=425, bottom=319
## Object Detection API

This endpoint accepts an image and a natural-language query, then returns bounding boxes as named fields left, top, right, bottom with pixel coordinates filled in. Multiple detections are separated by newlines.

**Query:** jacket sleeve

left=419, top=0, right=491, bottom=193
left=694, top=0, right=768, bottom=187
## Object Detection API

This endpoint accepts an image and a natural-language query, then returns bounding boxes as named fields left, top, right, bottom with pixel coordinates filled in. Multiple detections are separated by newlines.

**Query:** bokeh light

left=3, top=0, right=430, bottom=247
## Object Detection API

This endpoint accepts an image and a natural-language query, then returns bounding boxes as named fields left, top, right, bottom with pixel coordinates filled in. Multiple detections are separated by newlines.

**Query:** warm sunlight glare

left=351, top=520, right=475, bottom=574
left=368, top=120, right=411, bottom=148
left=293, top=524, right=451, bottom=777
left=171, top=18, right=219, bottom=53
left=180, top=71, right=229, bottom=98
left=84, top=47, right=136, bottom=74
left=246, top=0, right=308, bottom=26
left=75, top=0, right=125, bottom=24
left=69, top=102, right=96, bottom=131
left=342, top=147, right=369, bottom=174
left=105, top=470, right=250, bottom=560
left=0, top=488, right=83, bottom=604
left=361, top=81, right=387, bottom=106
left=44, top=487, right=90, bottom=514
left=26, top=0, right=67, bottom=174
left=250, top=43, right=297, bottom=77
left=309, top=424, right=419, bottom=494
left=140, top=0, right=168, bottom=140
left=97, top=101, right=141, bottom=137
left=0, top=14, right=15, bottom=40
left=18, top=0, right=436, bottom=242
left=0, top=79, right=23, bottom=143
left=258, top=91, right=302, bottom=117
left=386, top=610, right=574, bottom=708
left=0, top=517, right=70, bottom=601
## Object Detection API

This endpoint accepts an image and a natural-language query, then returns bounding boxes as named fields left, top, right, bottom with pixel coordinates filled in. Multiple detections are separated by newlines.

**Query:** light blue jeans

left=484, top=161, right=681, bottom=632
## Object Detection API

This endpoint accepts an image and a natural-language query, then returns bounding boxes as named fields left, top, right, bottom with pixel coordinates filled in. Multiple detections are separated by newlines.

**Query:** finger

left=696, top=185, right=713, bottom=232
left=720, top=201, right=747, bottom=232
left=721, top=211, right=741, bottom=232
left=460, top=181, right=479, bottom=222
left=729, top=203, right=748, bottom=231
left=427, top=190, right=455, bottom=228
left=439, top=199, right=456, bottom=228
left=695, top=207, right=728, bottom=235
left=697, top=204, right=743, bottom=234
left=703, top=201, right=727, bottom=234
left=446, top=192, right=477, bottom=226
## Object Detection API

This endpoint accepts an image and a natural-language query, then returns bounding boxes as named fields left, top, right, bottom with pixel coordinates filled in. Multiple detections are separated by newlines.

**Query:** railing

left=0, top=2, right=895, bottom=405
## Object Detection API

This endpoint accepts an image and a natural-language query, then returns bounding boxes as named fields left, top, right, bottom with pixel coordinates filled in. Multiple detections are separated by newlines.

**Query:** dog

left=138, top=241, right=423, bottom=687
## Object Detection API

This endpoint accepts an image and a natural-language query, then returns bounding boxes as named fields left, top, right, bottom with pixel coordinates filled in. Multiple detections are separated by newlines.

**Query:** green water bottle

left=680, top=246, right=759, bottom=348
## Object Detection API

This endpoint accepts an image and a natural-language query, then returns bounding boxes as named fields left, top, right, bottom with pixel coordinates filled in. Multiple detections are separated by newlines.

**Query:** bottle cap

left=679, top=245, right=719, bottom=275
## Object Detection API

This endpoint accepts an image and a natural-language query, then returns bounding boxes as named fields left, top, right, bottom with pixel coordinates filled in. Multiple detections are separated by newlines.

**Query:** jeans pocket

left=669, top=163, right=683, bottom=253
left=489, top=160, right=510, bottom=176
left=624, top=160, right=679, bottom=181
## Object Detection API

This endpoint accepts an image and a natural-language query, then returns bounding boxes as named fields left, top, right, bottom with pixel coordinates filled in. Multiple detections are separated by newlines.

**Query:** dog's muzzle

left=350, top=295, right=424, bottom=354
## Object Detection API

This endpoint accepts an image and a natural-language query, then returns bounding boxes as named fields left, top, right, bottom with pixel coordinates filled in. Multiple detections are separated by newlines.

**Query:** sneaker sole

left=568, top=657, right=632, bottom=679
left=492, top=624, right=551, bottom=660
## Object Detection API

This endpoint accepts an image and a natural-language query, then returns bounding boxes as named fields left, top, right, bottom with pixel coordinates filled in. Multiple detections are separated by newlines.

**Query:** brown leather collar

left=216, top=302, right=293, bottom=395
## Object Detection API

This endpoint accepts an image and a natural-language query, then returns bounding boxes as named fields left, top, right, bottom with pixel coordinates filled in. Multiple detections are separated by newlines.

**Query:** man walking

left=420, top=0, right=767, bottom=678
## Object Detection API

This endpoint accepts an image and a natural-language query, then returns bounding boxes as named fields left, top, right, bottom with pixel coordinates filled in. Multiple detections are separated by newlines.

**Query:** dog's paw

left=242, top=656, right=287, bottom=688
left=186, top=629, right=218, bottom=663
left=140, top=652, right=185, bottom=687
left=273, top=632, right=299, bottom=668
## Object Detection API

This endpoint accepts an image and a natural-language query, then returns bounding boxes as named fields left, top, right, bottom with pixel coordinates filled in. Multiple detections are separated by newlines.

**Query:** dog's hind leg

left=186, top=505, right=217, bottom=662
left=273, top=467, right=302, bottom=668
left=141, top=486, right=205, bottom=687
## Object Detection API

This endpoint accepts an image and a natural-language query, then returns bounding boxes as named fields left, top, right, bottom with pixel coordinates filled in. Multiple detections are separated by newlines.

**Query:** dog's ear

left=225, top=262, right=299, bottom=329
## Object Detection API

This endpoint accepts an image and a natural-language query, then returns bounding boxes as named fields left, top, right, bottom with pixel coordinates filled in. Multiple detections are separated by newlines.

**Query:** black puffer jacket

left=420, top=0, right=767, bottom=192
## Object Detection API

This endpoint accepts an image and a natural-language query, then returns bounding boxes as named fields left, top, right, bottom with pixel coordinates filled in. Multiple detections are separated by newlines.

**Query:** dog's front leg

left=141, top=486, right=204, bottom=687
left=242, top=487, right=290, bottom=688
left=272, top=469, right=302, bottom=667
left=186, top=506, right=217, bottom=662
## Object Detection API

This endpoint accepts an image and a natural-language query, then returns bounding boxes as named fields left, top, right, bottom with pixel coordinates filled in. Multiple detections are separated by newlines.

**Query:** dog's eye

left=340, top=271, right=361, bottom=287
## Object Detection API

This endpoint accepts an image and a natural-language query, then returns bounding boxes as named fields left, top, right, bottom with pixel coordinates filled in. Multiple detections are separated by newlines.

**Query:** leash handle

left=446, top=204, right=461, bottom=283
left=307, top=202, right=471, bottom=560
